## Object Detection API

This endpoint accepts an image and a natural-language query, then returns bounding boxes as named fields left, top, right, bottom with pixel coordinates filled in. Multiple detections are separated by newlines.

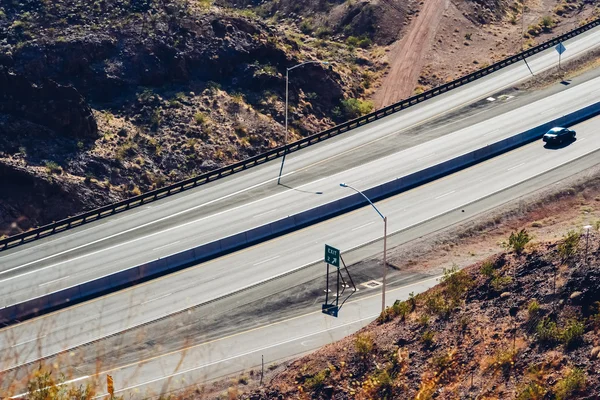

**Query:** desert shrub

left=480, top=260, right=495, bottom=278
left=363, top=369, right=393, bottom=398
left=558, top=230, right=579, bottom=261
left=304, top=368, right=330, bottom=391
left=194, top=112, right=207, bottom=125
left=168, top=99, right=181, bottom=108
left=377, top=308, right=393, bottom=323
left=150, top=108, right=161, bottom=127
left=491, top=275, right=513, bottom=292
left=516, top=382, right=546, bottom=400
left=357, top=36, right=372, bottom=48
left=408, top=292, right=417, bottom=309
left=390, top=299, right=412, bottom=320
left=540, top=15, right=555, bottom=31
left=315, top=26, right=331, bottom=39
left=464, top=32, right=472, bottom=40
left=527, top=300, right=541, bottom=320
left=589, top=301, right=600, bottom=330
left=536, top=317, right=559, bottom=344
left=355, top=333, right=374, bottom=355
left=560, top=319, right=585, bottom=349
left=440, top=265, right=473, bottom=303
left=418, top=314, right=430, bottom=327
left=492, top=347, right=518, bottom=372
left=431, top=350, right=453, bottom=373
left=458, top=315, right=470, bottom=331
left=341, top=98, right=374, bottom=119
left=299, top=18, right=313, bottom=34
left=554, top=368, right=585, bottom=400
left=508, top=229, right=531, bottom=254
left=116, top=141, right=137, bottom=160
left=44, top=161, right=62, bottom=174
left=233, top=122, right=248, bottom=137
left=206, top=81, right=221, bottom=91
left=346, top=35, right=360, bottom=47
left=421, top=330, right=435, bottom=347
left=425, top=292, right=452, bottom=318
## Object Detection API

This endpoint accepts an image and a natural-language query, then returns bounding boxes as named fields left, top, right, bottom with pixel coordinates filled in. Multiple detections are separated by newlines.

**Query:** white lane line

left=351, top=221, right=375, bottom=231
left=38, top=276, right=70, bottom=288
left=253, top=255, right=280, bottom=266
left=141, top=293, right=172, bottom=305
left=507, top=162, right=526, bottom=171
left=11, top=335, right=46, bottom=348
left=152, top=241, right=181, bottom=252
left=434, top=190, right=456, bottom=199
left=252, top=209, right=278, bottom=218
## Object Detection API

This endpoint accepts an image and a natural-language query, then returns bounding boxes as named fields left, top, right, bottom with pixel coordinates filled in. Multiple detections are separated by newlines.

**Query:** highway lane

left=6, top=277, right=442, bottom=398
left=2, top=115, right=599, bottom=393
left=2, top=71, right=600, bottom=308
left=1, top=26, right=600, bottom=299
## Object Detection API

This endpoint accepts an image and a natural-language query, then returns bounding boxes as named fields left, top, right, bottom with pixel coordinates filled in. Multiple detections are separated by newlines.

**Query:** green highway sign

left=324, top=244, right=340, bottom=268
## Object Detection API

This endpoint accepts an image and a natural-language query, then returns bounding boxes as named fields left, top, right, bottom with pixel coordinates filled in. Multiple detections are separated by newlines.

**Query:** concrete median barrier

left=2, top=102, right=599, bottom=325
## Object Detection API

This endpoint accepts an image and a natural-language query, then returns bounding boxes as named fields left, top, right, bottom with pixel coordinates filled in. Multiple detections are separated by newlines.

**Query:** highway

left=2, top=27, right=600, bottom=309
left=2, top=111, right=600, bottom=396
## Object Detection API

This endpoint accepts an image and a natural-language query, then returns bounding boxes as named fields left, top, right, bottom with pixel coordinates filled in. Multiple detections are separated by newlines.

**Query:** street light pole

left=277, top=60, right=329, bottom=185
left=340, top=183, right=387, bottom=312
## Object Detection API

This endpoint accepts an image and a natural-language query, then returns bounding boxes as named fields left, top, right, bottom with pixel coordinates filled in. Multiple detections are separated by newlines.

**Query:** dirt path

left=373, top=0, right=449, bottom=108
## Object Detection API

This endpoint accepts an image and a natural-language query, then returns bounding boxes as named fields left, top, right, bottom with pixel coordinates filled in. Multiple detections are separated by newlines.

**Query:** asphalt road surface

left=2, top=112, right=600, bottom=396
left=2, top=43, right=600, bottom=308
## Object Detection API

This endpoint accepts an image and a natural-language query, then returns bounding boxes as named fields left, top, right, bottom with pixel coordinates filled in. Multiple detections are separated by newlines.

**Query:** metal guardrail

left=1, top=17, right=600, bottom=251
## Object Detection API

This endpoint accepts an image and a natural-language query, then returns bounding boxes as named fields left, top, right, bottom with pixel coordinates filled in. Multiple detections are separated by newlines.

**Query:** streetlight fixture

left=340, top=182, right=387, bottom=313
left=277, top=60, right=329, bottom=185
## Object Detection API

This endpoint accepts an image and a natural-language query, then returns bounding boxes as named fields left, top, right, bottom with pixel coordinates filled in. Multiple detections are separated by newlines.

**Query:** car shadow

left=543, top=137, right=577, bottom=150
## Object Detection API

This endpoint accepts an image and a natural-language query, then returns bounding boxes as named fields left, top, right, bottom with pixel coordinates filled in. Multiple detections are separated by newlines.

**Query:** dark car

left=542, top=127, right=576, bottom=144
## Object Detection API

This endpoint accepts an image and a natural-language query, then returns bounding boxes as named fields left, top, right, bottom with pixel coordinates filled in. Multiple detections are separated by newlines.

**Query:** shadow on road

left=280, top=184, right=324, bottom=195
left=543, top=137, right=577, bottom=150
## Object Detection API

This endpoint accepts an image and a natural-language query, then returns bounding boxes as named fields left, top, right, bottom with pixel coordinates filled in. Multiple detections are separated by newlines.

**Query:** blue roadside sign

left=555, top=42, right=566, bottom=55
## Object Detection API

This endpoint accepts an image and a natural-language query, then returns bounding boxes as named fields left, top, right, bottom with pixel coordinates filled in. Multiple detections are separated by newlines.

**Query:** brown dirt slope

left=245, top=232, right=600, bottom=399
left=373, top=0, right=600, bottom=104
left=373, top=0, right=450, bottom=108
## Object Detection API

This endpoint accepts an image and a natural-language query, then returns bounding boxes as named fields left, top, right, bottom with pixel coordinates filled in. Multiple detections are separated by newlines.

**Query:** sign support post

left=322, top=245, right=356, bottom=317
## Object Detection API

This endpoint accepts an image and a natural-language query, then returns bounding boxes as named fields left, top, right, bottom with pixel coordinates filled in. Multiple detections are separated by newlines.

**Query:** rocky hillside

left=245, top=229, right=600, bottom=399
left=216, top=0, right=420, bottom=46
left=0, top=0, right=386, bottom=236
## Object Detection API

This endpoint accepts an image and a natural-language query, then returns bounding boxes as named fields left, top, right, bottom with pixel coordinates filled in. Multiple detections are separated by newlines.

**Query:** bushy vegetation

left=558, top=230, right=580, bottom=261
left=554, top=368, right=586, bottom=400
left=304, top=367, right=331, bottom=391
left=508, top=229, right=531, bottom=254
left=339, top=98, right=374, bottom=119
left=355, top=333, right=374, bottom=355
left=24, top=368, right=96, bottom=400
